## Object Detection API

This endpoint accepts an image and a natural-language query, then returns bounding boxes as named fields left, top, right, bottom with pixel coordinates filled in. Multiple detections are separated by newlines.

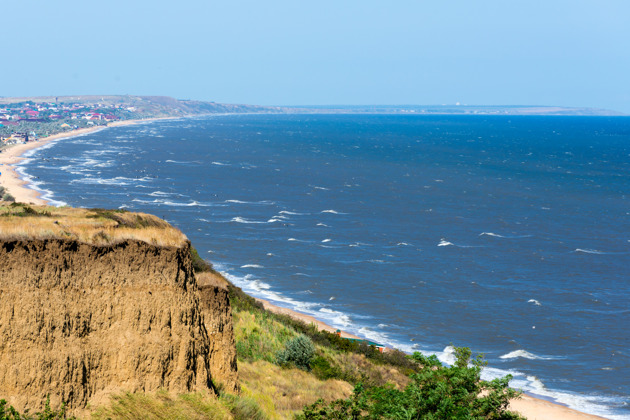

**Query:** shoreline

left=256, top=297, right=609, bottom=420
left=0, top=117, right=176, bottom=205
left=0, top=116, right=613, bottom=419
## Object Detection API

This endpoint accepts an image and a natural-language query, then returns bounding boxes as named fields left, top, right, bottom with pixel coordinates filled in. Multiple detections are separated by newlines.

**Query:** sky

left=2, top=1, right=629, bottom=113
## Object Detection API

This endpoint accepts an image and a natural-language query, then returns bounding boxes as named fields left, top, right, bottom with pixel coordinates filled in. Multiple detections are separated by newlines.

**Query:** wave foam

left=231, top=216, right=279, bottom=224
left=480, top=232, right=532, bottom=239
left=574, top=248, right=605, bottom=254
left=499, top=349, right=561, bottom=360
left=321, top=209, right=346, bottom=214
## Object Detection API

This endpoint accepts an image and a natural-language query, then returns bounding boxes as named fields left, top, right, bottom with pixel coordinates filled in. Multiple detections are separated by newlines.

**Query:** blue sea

left=18, top=114, right=630, bottom=418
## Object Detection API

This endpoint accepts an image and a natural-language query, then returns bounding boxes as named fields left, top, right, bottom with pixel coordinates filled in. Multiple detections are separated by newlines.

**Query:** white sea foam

left=211, top=161, right=230, bottom=166
left=132, top=198, right=209, bottom=207
left=438, top=239, right=454, bottom=247
left=231, top=216, right=279, bottom=224
left=479, top=232, right=532, bottom=239
left=241, top=264, right=264, bottom=269
left=224, top=199, right=275, bottom=205
left=279, top=210, right=307, bottom=215
left=321, top=209, right=346, bottom=214
left=316, top=223, right=329, bottom=227
left=319, top=308, right=352, bottom=327
left=72, top=176, right=153, bottom=186
left=528, top=299, right=542, bottom=306
left=149, top=191, right=173, bottom=197
left=165, top=159, right=196, bottom=164
left=499, top=350, right=561, bottom=360
left=322, top=239, right=332, bottom=243
left=574, top=248, right=606, bottom=254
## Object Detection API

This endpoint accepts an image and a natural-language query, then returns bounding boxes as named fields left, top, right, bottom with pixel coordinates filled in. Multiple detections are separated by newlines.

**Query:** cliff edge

left=0, top=204, right=238, bottom=413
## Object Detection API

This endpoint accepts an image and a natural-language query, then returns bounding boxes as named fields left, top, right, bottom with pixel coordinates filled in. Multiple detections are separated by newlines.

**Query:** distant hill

left=0, top=95, right=286, bottom=118
left=0, top=95, right=624, bottom=116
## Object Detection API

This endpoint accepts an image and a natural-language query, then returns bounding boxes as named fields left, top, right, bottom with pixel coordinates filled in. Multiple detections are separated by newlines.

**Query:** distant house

left=25, top=110, right=39, bottom=118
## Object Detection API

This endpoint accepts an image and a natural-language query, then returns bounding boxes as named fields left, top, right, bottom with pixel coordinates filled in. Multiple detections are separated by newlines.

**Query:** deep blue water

left=19, top=114, right=630, bottom=418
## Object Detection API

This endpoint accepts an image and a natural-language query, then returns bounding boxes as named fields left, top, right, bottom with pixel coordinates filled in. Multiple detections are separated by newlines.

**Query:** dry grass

left=197, top=271, right=230, bottom=289
left=0, top=204, right=187, bottom=247
left=90, top=390, right=243, bottom=420
left=239, top=360, right=353, bottom=419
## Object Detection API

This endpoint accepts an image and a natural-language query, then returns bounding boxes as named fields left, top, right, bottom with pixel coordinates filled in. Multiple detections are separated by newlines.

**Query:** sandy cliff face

left=0, top=238, right=237, bottom=412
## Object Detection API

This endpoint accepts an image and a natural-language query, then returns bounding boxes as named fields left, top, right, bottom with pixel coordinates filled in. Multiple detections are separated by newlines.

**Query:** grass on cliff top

left=0, top=203, right=187, bottom=247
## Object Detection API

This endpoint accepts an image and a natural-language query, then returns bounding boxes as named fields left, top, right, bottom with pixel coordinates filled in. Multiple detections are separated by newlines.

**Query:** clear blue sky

left=3, top=0, right=629, bottom=112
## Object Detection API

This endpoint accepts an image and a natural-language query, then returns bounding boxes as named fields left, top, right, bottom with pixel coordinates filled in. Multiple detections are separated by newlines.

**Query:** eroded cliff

left=0, top=205, right=238, bottom=413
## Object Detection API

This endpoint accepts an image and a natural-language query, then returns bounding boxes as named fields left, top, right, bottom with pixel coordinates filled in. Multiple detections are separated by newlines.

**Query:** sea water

left=19, top=114, right=630, bottom=418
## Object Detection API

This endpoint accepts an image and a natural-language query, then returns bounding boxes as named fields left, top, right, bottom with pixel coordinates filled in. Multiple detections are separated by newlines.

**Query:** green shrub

left=1, top=193, right=15, bottom=203
left=191, top=246, right=214, bottom=273
left=277, top=335, right=315, bottom=370
left=297, top=347, right=525, bottom=420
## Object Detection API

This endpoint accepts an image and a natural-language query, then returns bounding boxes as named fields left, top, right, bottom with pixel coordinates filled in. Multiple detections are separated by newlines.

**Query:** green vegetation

left=0, top=396, right=74, bottom=420
left=297, top=349, right=524, bottom=419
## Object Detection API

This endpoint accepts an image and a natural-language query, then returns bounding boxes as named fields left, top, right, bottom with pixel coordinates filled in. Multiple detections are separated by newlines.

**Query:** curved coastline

left=0, top=120, right=613, bottom=420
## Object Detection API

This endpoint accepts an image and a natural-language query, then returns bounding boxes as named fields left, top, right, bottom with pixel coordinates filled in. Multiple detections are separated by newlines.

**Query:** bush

left=1, top=193, right=15, bottom=203
left=276, top=335, right=315, bottom=370
left=297, top=347, right=525, bottom=420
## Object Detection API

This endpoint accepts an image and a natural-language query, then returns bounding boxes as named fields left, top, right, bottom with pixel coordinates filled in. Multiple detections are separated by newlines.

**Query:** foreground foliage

left=297, top=348, right=524, bottom=420
left=0, top=397, right=74, bottom=420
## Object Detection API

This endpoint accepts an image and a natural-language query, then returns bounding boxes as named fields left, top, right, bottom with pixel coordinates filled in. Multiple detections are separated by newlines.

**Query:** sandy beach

left=0, top=118, right=171, bottom=205
left=0, top=119, right=612, bottom=419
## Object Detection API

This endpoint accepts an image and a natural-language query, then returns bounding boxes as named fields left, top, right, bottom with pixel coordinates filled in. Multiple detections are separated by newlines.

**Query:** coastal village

left=0, top=100, right=132, bottom=145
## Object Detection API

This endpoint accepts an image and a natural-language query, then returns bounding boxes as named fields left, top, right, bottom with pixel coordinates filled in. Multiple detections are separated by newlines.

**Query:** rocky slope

left=0, top=206, right=238, bottom=413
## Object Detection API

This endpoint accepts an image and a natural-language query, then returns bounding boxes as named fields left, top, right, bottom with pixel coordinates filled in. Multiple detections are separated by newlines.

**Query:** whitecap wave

left=499, top=349, right=561, bottom=360
left=574, top=248, right=606, bottom=255
left=438, top=239, right=454, bottom=247
left=480, top=232, right=532, bottom=239
left=72, top=176, right=153, bottom=186
left=132, top=198, right=208, bottom=207
left=241, top=264, right=264, bottom=269
left=321, top=209, right=346, bottom=214
left=148, top=191, right=173, bottom=197
left=224, top=199, right=275, bottom=205
left=231, top=216, right=279, bottom=224
left=528, top=299, right=542, bottom=306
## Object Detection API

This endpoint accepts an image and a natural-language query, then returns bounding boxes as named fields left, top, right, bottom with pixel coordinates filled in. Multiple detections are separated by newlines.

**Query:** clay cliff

left=0, top=205, right=238, bottom=413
